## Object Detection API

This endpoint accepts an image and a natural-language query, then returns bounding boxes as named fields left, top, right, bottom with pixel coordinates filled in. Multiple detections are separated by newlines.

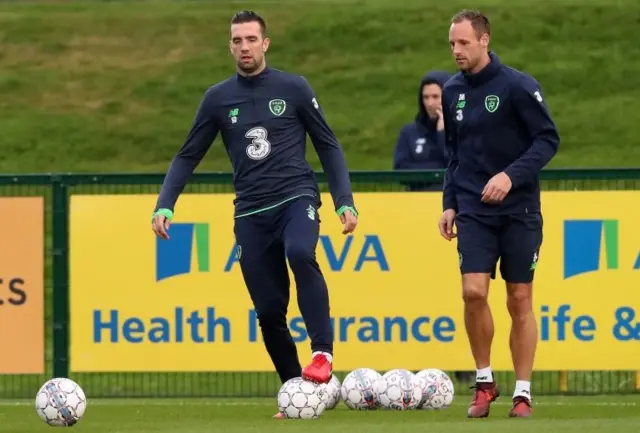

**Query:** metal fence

left=1, top=169, right=639, bottom=399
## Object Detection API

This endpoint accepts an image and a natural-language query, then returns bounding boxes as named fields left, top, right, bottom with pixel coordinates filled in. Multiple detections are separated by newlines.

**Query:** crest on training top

left=268, top=99, right=286, bottom=116
left=484, top=95, right=500, bottom=113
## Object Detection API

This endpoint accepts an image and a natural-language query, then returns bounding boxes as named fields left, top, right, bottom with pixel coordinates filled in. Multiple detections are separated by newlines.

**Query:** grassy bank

left=0, top=0, right=637, bottom=173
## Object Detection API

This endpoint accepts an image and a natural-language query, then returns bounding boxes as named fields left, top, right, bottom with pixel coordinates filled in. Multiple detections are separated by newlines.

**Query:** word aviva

left=225, top=234, right=389, bottom=272
left=93, top=307, right=231, bottom=343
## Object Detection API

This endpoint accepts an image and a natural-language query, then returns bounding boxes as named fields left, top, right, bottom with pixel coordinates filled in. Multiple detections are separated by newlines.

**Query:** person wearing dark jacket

left=438, top=10, right=560, bottom=419
left=151, top=12, right=356, bottom=418
left=393, top=71, right=451, bottom=191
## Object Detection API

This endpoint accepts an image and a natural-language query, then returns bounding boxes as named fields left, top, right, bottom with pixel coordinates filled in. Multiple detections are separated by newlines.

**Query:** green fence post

left=52, top=175, right=70, bottom=379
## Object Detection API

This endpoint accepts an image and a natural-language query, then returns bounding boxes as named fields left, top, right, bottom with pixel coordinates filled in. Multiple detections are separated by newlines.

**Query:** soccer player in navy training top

left=151, top=11, right=358, bottom=417
left=437, top=10, right=560, bottom=419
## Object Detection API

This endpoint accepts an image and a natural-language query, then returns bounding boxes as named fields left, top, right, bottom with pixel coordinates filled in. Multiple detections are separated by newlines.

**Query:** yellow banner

left=69, top=192, right=640, bottom=372
left=0, top=197, right=44, bottom=374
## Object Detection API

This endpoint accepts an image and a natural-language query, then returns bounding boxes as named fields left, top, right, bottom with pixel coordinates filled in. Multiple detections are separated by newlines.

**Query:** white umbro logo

left=307, top=205, right=315, bottom=220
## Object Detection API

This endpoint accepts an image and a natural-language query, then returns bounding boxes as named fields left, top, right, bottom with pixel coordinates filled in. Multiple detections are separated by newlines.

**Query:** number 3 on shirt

left=456, top=109, right=463, bottom=121
left=245, top=126, right=271, bottom=160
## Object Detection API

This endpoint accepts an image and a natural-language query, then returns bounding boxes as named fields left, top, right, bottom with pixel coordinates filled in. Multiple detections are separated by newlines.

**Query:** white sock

left=476, top=366, right=493, bottom=383
left=513, top=380, right=532, bottom=401
left=312, top=351, right=333, bottom=364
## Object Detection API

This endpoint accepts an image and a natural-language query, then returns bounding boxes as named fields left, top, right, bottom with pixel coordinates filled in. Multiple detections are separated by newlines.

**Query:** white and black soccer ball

left=277, top=377, right=327, bottom=419
left=379, top=369, right=422, bottom=410
left=340, top=368, right=384, bottom=410
left=416, top=368, right=455, bottom=409
left=35, top=377, right=87, bottom=426
left=324, top=374, right=342, bottom=410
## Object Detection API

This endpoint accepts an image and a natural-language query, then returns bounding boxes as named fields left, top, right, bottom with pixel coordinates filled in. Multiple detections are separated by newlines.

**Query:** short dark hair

left=231, top=10, right=267, bottom=36
left=451, top=9, right=490, bottom=38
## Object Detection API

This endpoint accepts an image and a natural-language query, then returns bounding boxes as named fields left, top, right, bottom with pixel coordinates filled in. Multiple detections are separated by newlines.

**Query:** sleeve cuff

left=443, top=198, right=457, bottom=212
left=152, top=208, right=174, bottom=222
left=503, top=167, right=521, bottom=189
left=337, top=205, right=358, bottom=217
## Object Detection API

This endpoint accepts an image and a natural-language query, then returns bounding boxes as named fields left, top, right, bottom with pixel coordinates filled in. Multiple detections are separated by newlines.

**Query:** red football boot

left=272, top=412, right=286, bottom=419
left=509, top=396, right=533, bottom=418
left=467, top=382, right=500, bottom=418
left=301, top=353, right=332, bottom=384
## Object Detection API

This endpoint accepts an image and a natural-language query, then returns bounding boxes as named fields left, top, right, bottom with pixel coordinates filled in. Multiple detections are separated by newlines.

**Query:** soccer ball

left=324, top=374, right=342, bottom=410
left=340, top=368, right=384, bottom=410
left=277, top=377, right=327, bottom=419
left=416, top=368, right=455, bottom=409
left=35, top=378, right=87, bottom=426
left=379, top=369, right=422, bottom=410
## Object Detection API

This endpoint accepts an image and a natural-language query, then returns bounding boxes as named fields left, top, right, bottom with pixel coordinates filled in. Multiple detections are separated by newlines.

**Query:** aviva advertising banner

left=69, top=192, right=640, bottom=372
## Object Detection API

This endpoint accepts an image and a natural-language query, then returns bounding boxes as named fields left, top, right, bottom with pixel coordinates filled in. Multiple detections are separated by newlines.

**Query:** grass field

left=1, top=0, right=639, bottom=409
left=4, top=396, right=640, bottom=432
left=0, top=0, right=639, bottom=173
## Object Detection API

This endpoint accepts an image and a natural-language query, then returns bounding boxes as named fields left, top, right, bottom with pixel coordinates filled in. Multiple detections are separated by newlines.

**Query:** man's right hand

left=435, top=107, right=445, bottom=131
left=152, top=213, right=171, bottom=240
left=438, top=209, right=457, bottom=241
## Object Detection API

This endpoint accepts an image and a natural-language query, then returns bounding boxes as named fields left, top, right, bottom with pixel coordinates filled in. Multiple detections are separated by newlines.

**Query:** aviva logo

left=563, top=219, right=640, bottom=279
left=156, top=223, right=209, bottom=281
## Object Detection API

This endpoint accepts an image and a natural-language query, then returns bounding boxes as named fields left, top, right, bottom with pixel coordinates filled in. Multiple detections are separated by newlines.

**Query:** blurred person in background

left=393, top=71, right=451, bottom=191
left=395, top=70, right=475, bottom=383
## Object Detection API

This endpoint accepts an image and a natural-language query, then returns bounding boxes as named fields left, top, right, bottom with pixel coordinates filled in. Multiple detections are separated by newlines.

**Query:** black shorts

left=455, top=213, right=543, bottom=283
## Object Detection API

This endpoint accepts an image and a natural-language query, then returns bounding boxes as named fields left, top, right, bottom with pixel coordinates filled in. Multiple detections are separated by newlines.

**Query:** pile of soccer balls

left=277, top=367, right=454, bottom=419
left=32, top=369, right=453, bottom=424
left=35, top=377, right=87, bottom=427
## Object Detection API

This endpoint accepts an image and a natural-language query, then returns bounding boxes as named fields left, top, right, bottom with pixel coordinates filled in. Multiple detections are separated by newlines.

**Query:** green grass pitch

left=3, top=395, right=639, bottom=432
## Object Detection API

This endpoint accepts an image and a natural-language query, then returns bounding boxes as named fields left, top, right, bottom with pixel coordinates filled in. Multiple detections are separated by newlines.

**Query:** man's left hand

left=481, top=172, right=513, bottom=204
left=340, top=209, right=358, bottom=235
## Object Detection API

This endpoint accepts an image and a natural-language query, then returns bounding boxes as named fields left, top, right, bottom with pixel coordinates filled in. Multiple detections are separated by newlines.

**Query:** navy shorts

left=455, top=213, right=543, bottom=283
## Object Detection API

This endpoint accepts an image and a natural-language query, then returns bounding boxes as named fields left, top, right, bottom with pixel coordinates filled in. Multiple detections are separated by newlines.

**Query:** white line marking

left=0, top=400, right=636, bottom=407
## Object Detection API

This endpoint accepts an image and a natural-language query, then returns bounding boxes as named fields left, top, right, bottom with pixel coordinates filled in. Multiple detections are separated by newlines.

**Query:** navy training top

left=155, top=67, right=355, bottom=218
left=442, top=52, right=560, bottom=215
